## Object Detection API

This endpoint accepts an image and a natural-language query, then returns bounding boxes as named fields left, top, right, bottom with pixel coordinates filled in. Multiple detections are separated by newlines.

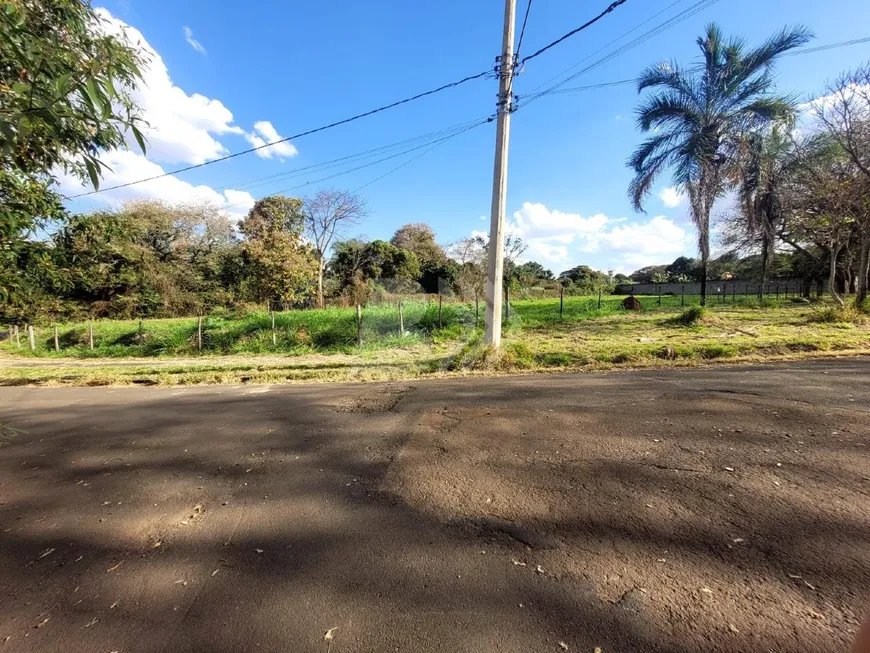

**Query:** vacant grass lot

left=1, top=295, right=868, bottom=386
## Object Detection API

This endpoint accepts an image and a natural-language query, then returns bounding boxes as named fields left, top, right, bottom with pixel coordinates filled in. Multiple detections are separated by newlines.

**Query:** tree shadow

left=0, top=362, right=868, bottom=652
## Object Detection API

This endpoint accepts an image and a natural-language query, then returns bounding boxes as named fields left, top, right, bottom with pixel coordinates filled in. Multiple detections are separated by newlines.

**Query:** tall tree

left=390, top=223, right=447, bottom=266
left=736, top=127, right=839, bottom=286
left=240, top=196, right=317, bottom=306
left=0, top=0, right=146, bottom=313
left=627, top=23, right=810, bottom=305
left=814, top=64, right=870, bottom=305
left=304, top=189, right=367, bottom=308
left=449, top=236, right=488, bottom=300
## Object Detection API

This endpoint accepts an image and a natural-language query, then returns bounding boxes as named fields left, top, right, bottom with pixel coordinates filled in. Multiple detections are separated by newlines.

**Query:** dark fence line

left=617, top=279, right=809, bottom=297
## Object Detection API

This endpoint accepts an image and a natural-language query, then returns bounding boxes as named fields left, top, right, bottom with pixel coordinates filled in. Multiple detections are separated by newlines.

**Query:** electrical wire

left=519, top=0, right=630, bottom=66
left=515, top=0, right=534, bottom=60
left=352, top=123, right=486, bottom=193
left=522, top=0, right=687, bottom=96
left=518, top=34, right=870, bottom=104
left=783, top=35, right=870, bottom=56
left=221, top=118, right=492, bottom=211
left=222, top=117, right=490, bottom=194
left=519, top=0, right=720, bottom=107
left=67, top=70, right=491, bottom=199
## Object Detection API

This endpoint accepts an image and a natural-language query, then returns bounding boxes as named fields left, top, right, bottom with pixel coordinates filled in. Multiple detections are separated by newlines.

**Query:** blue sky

left=61, top=0, right=870, bottom=274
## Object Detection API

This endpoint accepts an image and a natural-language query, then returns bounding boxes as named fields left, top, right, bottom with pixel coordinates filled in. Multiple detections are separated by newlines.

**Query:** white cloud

left=56, top=151, right=256, bottom=223
left=800, top=83, right=870, bottom=115
left=183, top=26, right=206, bottom=54
left=659, top=186, right=685, bottom=208
left=472, top=202, right=691, bottom=273
left=56, top=10, right=299, bottom=225
left=596, top=215, right=687, bottom=256
left=243, top=121, right=299, bottom=160
left=93, top=9, right=249, bottom=166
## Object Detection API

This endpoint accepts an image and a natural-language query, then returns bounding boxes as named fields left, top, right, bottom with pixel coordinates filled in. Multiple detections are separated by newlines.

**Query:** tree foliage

left=1, top=0, right=146, bottom=308
left=239, top=197, right=317, bottom=306
left=628, top=23, right=810, bottom=304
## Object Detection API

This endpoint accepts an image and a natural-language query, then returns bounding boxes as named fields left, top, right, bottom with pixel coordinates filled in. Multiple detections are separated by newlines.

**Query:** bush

left=698, top=343, right=735, bottom=359
left=807, top=306, right=865, bottom=324
left=672, top=306, right=707, bottom=326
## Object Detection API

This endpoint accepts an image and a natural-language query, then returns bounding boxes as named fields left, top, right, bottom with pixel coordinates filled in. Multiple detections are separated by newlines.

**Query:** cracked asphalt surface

left=1, top=358, right=868, bottom=652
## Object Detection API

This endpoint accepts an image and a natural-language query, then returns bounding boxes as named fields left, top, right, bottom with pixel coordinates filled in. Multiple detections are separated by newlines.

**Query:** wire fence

left=0, top=284, right=819, bottom=356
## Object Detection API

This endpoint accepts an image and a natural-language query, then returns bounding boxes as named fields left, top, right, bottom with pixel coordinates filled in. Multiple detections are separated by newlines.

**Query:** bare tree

left=448, top=236, right=487, bottom=300
left=304, top=189, right=367, bottom=308
left=814, top=64, right=870, bottom=304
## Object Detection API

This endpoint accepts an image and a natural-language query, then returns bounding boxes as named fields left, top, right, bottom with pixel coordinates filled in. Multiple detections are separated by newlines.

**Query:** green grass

left=2, top=294, right=868, bottom=386
left=1, top=301, right=473, bottom=358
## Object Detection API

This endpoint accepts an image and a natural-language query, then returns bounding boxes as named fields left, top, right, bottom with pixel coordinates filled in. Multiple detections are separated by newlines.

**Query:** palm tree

left=737, top=126, right=840, bottom=287
left=627, top=23, right=811, bottom=305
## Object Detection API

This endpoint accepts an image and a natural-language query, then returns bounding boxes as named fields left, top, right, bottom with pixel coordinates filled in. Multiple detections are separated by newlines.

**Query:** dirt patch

left=335, top=384, right=415, bottom=413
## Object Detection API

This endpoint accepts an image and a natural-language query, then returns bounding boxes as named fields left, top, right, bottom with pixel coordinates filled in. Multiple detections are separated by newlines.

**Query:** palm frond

left=635, top=92, right=702, bottom=132
left=737, top=25, right=812, bottom=79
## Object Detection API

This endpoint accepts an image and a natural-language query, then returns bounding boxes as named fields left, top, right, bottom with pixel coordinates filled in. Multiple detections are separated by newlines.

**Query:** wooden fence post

left=657, top=284, right=662, bottom=306
left=438, top=294, right=443, bottom=329
left=14, top=324, right=21, bottom=347
left=138, top=319, right=144, bottom=336
left=505, top=286, right=511, bottom=320
left=198, top=314, right=204, bottom=350
left=474, top=293, right=479, bottom=327
left=356, top=305, right=363, bottom=347
left=559, top=285, right=564, bottom=317
left=54, top=324, right=59, bottom=352
left=270, top=310, right=276, bottom=347
left=597, top=288, right=602, bottom=310
left=776, top=285, right=780, bottom=300
left=680, top=285, right=685, bottom=307
left=28, top=325, right=35, bottom=351
left=89, top=321, right=94, bottom=350
left=399, top=302, right=404, bottom=335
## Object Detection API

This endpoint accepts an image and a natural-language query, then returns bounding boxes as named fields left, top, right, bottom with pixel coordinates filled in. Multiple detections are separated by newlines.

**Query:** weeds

left=671, top=306, right=708, bottom=326
left=807, top=306, right=866, bottom=324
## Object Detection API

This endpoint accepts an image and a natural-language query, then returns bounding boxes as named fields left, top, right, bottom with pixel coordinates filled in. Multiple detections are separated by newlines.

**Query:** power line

left=783, top=35, right=870, bottom=56
left=519, top=0, right=631, bottom=66
left=352, top=122, right=487, bottom=193
left=523, top=0, right=688, bottom=96
left=515, top=0, right=534, bottom=60
left=68, top=70, right=491, bottom=199
left=519, top=0, right=721, bottom=106
left=223, top=118, right=491, bottom=211
left=232, top=32, right=870, bottom=209
left=518, top=34, right=870, bottom=104
left=222, top=117, right=490, bottom=194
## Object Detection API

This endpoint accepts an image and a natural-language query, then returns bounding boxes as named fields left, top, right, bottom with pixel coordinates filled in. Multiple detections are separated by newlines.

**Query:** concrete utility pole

left=484, top=0, right=516, bottom=348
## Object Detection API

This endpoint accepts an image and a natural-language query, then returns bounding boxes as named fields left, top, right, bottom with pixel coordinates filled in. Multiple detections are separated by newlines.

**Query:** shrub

left=698, top=343, right=735, bottom=359
left=807, top=306, right=864, bottom=324
left=672, top=306, right=707, bottom=326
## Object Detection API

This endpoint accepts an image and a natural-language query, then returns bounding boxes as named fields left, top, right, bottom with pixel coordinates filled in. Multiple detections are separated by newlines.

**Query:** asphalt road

left=1, top=359, right=868, bottom=653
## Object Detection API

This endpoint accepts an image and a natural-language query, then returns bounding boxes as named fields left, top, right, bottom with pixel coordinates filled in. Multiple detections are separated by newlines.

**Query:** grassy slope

left=1, top=296, right=868, bottom=386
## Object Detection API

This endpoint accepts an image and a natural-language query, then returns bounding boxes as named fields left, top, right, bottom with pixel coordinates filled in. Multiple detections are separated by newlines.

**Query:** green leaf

left=85, top=78, right=104, bottom=113
left=130, top=124, right=147, bottom=153
left=4, top=2, right=16, bottom=15
left=55, top=73, right=72, bottom=96
left=84, top=157, right=100, bottom=191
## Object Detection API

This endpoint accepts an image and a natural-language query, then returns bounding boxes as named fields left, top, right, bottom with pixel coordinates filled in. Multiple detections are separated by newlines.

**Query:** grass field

left=1, top=294, right=868, bottom=386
